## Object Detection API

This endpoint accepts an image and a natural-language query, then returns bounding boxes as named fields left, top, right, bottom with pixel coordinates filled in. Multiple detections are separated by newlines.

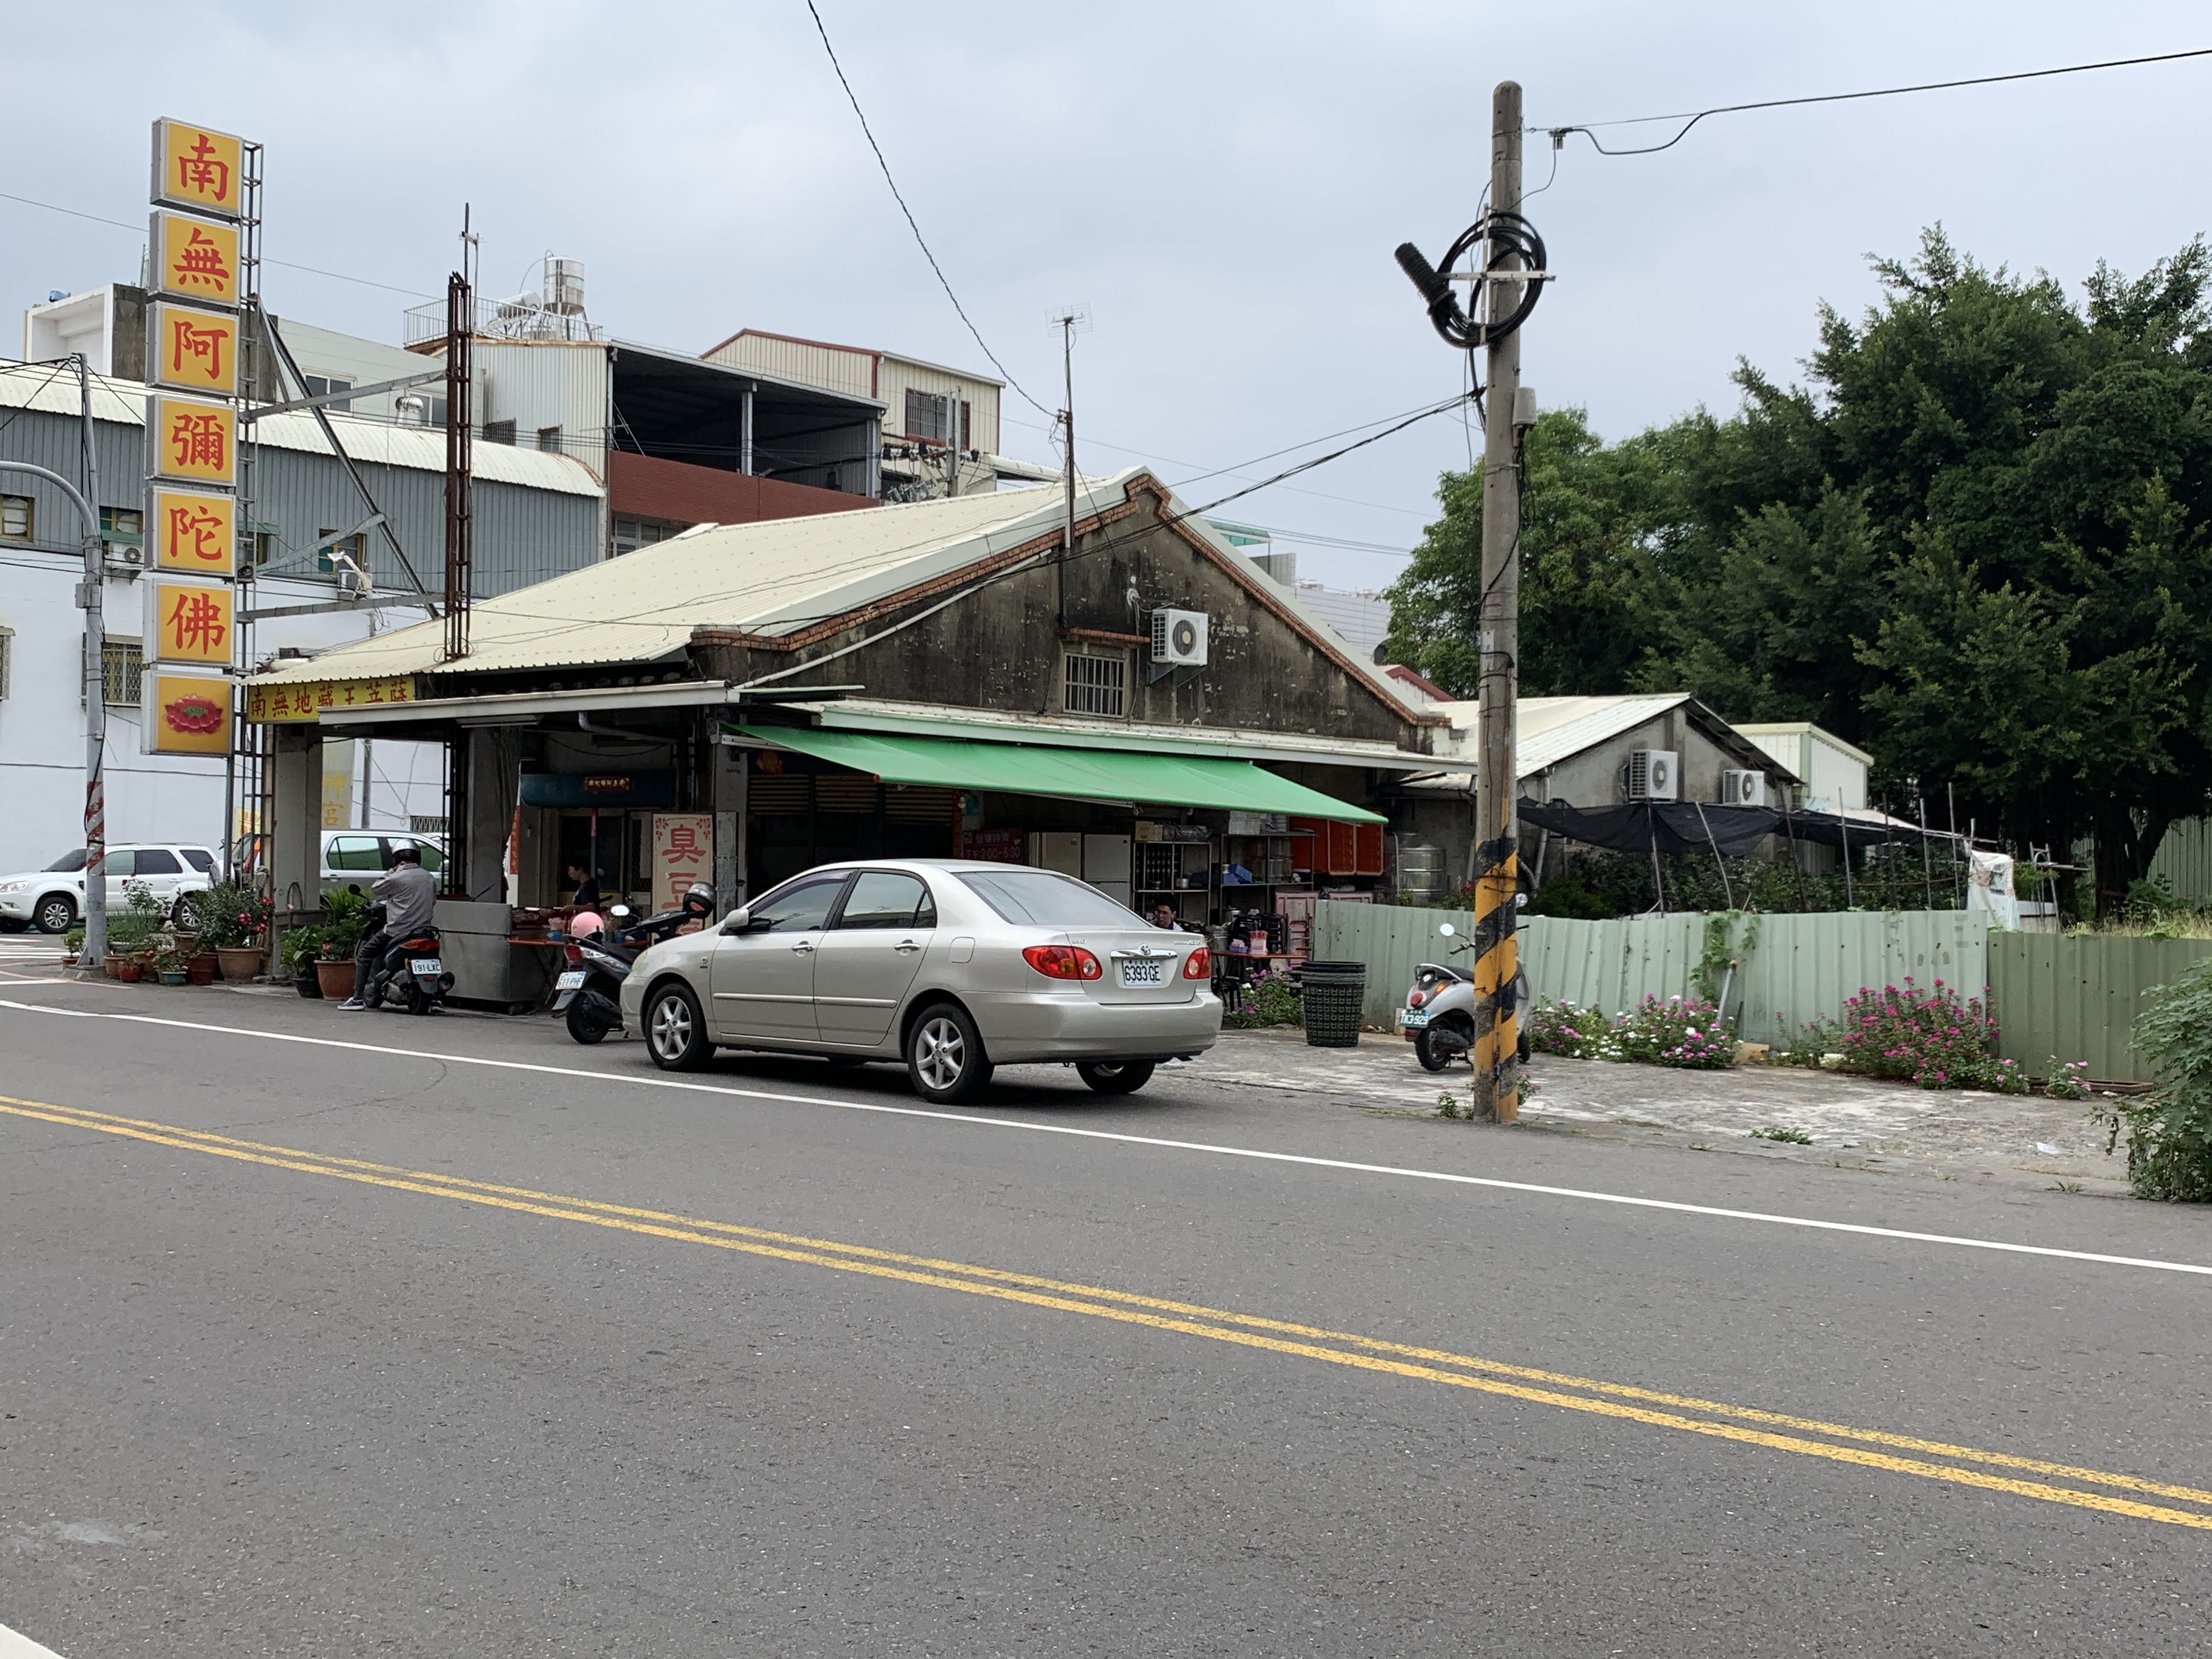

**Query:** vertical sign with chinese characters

left=651, top=814, right=714, bottom=913
left=141, top=118, right=254, bottom=758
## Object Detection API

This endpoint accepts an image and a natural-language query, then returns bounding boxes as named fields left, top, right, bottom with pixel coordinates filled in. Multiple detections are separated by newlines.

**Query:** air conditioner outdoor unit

left=1719, top=769, right=1768, bottom=807
left=1150, top=608, right=1209, bottom=667
left=1625, top=749, right=1679, bottom=801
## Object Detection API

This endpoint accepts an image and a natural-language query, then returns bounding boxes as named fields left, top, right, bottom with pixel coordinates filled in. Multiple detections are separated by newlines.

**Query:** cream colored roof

left=0, top=362, right=599, bottom=496
left=252, top=475, right=1111, bottom=683
left=1428, top=693, right=1691, bottom=774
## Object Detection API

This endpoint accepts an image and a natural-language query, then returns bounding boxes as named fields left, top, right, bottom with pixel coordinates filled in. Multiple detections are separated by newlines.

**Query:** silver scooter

left=1400, top=901, right=1531, bottom=1072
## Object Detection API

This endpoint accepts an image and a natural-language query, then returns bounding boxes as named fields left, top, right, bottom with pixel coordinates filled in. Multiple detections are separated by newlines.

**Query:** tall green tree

left=1385, top=228, right=2212, bottom=905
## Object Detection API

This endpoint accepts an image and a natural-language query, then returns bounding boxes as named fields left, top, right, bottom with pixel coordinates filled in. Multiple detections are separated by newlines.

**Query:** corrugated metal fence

left=1989, top=934, right=2212, bottom=1083
left=1314, top=902, right=2212, bottom=1082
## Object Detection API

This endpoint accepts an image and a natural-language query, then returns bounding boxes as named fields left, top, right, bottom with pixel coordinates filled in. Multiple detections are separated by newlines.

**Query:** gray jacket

left=373, top=863, right=438, bottom=939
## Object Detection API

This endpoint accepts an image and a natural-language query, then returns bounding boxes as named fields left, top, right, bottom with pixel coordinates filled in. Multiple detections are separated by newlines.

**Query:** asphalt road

left=4, top=977, right=2211, bottom=1656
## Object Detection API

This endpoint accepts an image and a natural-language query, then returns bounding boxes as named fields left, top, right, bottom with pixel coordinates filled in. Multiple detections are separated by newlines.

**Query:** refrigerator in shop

left=1082, top=833, right=1133, bottom=910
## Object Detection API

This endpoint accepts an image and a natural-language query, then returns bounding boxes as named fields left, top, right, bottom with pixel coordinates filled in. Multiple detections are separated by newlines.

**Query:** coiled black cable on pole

left=1393, top=211, right=1547, bottom=352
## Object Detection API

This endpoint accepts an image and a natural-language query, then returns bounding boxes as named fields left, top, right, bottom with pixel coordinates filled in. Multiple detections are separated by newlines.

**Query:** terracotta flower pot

left=115, top=959, right=144, bottom=983
left=187, top=953, right=218, bottom=986
left=217, top=946, right=264, bottom=982
left=104, top=956, right=122, bottom=979
left=314, top=958, right=357, bottom=1001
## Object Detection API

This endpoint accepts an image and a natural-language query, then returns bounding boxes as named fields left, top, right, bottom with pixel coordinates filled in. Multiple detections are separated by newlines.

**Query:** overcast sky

left=5, top=3, right=2208, bottom=589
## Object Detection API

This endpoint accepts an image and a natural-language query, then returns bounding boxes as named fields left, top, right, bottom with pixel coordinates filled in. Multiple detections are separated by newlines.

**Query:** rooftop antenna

left=1048, top=304, right=1090, bottom=633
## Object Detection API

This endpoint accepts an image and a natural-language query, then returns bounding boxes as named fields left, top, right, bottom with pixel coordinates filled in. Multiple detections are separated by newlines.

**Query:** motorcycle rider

left=337, top=843, right=437, bottom=1011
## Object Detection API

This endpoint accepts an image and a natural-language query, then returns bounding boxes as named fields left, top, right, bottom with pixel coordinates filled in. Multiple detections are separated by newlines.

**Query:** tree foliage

left=1383, top=228, right=2212, bottom=905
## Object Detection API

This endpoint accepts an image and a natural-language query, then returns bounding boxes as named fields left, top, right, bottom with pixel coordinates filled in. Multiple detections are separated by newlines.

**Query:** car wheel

left=1076, top=1060, right=1154, bottom=1095
left=646, top=981, right=712, bottom=1071
left=1413, top=1028, right=1454, bottom=1072
left=35, top=893, right=77, bottom=935
left=906, top=1003, right=992, bottom=1104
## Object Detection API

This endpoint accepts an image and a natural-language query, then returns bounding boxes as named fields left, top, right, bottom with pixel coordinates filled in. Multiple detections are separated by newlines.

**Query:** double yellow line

left=7, top=1090, right=2210, bottom=1532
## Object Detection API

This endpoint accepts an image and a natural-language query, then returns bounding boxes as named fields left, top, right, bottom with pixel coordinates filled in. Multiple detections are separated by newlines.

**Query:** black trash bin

left=1299, top=960, right=1367, bottom=1048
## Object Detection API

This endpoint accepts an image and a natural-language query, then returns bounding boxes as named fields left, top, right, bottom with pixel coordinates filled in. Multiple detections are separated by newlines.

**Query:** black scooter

left=359, top=900, right=454, bottom=1015
left=552, top=886, right=715, bottom=1043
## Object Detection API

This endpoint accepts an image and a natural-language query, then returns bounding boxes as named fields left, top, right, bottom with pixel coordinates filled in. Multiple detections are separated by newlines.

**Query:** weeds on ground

left=1748, top=1125, right=1814, bottom=1145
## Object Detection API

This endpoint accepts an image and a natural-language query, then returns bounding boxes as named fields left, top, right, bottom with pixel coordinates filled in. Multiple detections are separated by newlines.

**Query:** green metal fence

left=1312, top=903, right=1991, bottom=1037
left=1989, top=933, right=2212, bottom=1084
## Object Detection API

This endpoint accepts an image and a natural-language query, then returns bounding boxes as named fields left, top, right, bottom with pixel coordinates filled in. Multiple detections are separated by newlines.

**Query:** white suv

left=0, top=844, right=218, bottom=935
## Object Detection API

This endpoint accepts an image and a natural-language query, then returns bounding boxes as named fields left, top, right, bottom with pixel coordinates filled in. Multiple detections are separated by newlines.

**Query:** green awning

left=730, top=725, right=1385, bottom=823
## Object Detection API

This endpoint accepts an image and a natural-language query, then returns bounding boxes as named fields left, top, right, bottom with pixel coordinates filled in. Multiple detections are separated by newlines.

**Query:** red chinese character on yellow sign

left=145, top=580, right=234, bottom=665
left=150, top=487, right=235, bottom=573
left=652, top=814, right=714, bottom=912
left=151, top=396, right=236, bottom=484
left=154, top=120, right=244, bottom=218
left=151, top=303, right=239, bottom=395
left=152, top=213, right=240, bottom=305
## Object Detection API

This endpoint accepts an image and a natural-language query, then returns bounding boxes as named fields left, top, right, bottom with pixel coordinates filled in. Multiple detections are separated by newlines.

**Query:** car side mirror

left=720, top=906, right=752, bottom=934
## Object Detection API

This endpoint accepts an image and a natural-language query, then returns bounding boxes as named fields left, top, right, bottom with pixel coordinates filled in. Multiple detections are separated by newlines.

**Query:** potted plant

left=309, top=887, right=370, bottom=1001
left=154, top=947, right=189, bottom=987
left=188, top=881, right=274, bottom=981
left=313, top=939, right=357, bottom=1002
left=283, top=924, right=328, bottom=998
left=115, top=954, right=144, bottom=983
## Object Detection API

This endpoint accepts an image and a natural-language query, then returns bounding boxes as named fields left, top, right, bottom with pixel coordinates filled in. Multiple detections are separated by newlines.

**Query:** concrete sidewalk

left=1193, top=1026, right=2135, bottom=1194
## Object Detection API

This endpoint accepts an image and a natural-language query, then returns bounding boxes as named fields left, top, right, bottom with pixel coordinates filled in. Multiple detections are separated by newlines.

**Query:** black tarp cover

left=1516, top=798, right=1953, bottom=856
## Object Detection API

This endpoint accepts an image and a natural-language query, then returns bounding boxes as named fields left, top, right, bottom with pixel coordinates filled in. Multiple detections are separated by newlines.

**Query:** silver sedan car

left=618, top=859, right=1222, bottom=1101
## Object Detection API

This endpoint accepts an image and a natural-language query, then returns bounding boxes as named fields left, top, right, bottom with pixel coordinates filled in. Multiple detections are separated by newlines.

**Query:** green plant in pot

left=154, top=946, right=189, bottom=986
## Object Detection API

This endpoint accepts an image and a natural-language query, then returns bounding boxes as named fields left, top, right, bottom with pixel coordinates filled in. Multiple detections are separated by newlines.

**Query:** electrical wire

left=1544, top=44, right=2212, bottom=155
left=799, top=1, right=1052, bottom=420
left=0, top=188, right=438, bottom=298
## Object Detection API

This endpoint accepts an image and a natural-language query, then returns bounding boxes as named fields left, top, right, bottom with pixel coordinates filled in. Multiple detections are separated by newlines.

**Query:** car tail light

left=563, top=944, right=582, bottom=964
left=1023, top=944, right=1103, bottom=980
left=1182, top=946, right=1210, bottom=979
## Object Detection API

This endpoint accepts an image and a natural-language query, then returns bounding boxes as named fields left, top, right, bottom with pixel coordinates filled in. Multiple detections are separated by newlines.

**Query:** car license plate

left=554, top=970, right=586, bottom=991
left=1401, top=1007, right=1431, bottom=1028
left=410, top=957, right=443, bottom=977
left=1120, top=958, right=1163, bottom=986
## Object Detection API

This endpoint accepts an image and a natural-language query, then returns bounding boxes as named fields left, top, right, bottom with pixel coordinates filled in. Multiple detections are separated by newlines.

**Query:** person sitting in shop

left=566, top=862, right=603, bottom=911
left=1149, top=902, right=1198, bottom=933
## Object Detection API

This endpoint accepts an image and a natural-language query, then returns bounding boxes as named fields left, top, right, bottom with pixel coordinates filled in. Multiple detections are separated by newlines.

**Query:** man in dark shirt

left=566, top=862, right=603, bottom=911
left=339, top=844, right=438, bottom=1010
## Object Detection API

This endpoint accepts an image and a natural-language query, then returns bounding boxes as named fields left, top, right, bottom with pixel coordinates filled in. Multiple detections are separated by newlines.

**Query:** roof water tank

left=545, top=256, right=586, bottom=317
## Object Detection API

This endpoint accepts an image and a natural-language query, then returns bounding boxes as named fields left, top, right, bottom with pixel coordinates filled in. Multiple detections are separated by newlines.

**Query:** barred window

left=101, top=638, right=142, bottom=706
left=1, top=495, right=30, bottom=540
left=1062, top=650, right=1127, bottom=718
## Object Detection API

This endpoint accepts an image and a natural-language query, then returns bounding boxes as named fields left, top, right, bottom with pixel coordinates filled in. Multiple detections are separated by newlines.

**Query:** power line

left=800, top=1, right=1052, bottom=420
left=0, top=188, right=439, bottom=298
left=1545, top=45, right=2212, bottom=155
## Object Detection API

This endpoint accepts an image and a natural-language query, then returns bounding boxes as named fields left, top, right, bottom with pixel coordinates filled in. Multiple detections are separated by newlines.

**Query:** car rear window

left=957, top=870, right=1141, bottom=927
left=180, top=849, right=215, bottom=872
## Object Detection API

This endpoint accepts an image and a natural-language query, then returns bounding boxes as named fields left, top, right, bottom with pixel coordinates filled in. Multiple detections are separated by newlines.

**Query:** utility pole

left=1052, top=308, right=1083, bottom=629
left=1472, top=81, right=1525, bottom=1122
left=442, top=209, right=475, bottom=663
left=76, top=353, right=108, bottom=970
left=1393, top=81, right=1548, bottom=1124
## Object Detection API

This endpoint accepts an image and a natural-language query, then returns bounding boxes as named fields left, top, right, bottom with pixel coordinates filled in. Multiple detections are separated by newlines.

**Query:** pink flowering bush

left=1613, top=994, right=1734, bottom=1070
left=1836, top=978, right=1999, bottom=1089
left=1526, top=998, right=1623, bottom=1061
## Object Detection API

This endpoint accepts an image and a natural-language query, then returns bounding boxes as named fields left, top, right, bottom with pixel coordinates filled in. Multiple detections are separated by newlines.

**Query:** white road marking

left=4, top=996, right=2208, bottom=1282
left=0, top=1621, right=70, bottom=1658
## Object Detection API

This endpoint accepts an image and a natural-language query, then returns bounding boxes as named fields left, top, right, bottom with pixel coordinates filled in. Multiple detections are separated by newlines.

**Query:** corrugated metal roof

left=253, top=475, right=1108, bottom=682
left=0, top=363, right=601, bottom=497
left=1426, top=693, right=1692, bottom=775
left=250, top=468, right=1440, bottom=703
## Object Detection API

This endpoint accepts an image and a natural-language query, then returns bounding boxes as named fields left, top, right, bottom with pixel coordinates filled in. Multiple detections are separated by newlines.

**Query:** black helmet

left=390, top=843, right=422, bottom=864
left=681, top=884, right=714, bottom=916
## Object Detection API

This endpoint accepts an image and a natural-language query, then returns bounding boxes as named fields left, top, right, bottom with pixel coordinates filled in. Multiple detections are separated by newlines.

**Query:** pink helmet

left=570, top=910, right=606, bottom=939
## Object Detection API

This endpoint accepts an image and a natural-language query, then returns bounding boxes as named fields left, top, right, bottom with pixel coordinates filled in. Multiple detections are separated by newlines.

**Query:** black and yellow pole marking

left=1469, top=826, right=1519, bottom=1121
